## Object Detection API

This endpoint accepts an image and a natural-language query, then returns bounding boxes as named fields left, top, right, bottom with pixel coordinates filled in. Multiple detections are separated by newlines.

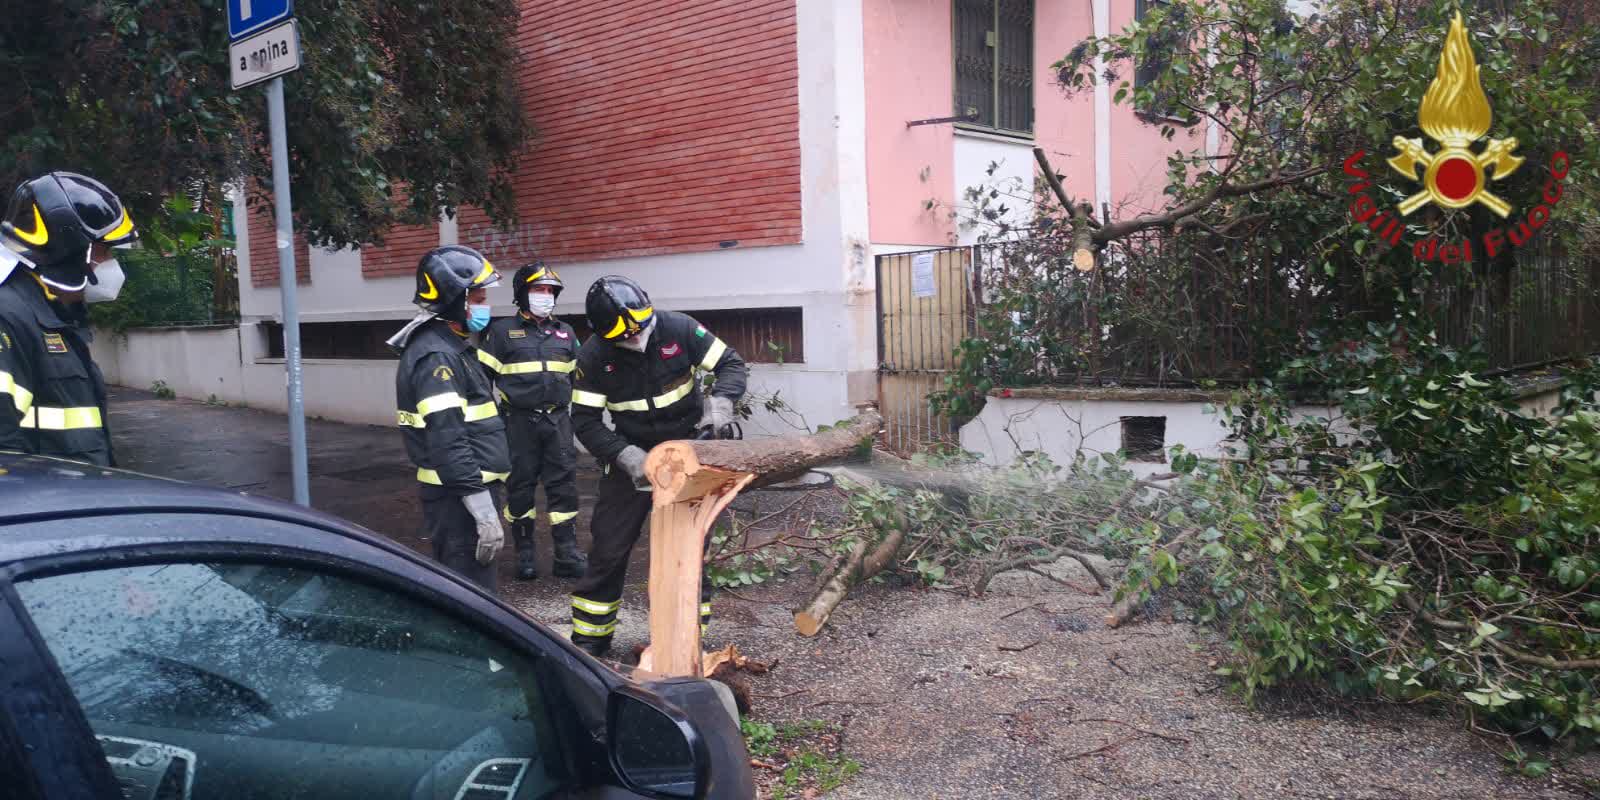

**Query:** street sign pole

left=229, top=0, right=306, bottom=506
left=265, top=76, right=309, bottom=507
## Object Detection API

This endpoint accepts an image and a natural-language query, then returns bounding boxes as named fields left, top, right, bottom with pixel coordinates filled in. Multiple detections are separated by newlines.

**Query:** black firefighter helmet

left=585, top=275, right=654, bottom=341
left=513, top=262, right=564, bottom=311
left=1, top=172, right=137, bottom=291
left=413, top=245, right=499, bottom=322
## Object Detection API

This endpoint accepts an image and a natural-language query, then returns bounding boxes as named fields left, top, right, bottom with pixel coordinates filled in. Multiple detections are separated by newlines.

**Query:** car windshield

left=18, top=561, right=564, bottom=799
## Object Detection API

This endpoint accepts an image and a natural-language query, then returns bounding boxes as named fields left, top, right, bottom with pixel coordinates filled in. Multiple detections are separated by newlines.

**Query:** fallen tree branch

left=1396, top=589, right=1600, bottom=671
left=795, top=515, right=909, bottom=637
left=1091, top=163, right=1334, bottom=244
left=1105, top=528, right=1201, bottom=628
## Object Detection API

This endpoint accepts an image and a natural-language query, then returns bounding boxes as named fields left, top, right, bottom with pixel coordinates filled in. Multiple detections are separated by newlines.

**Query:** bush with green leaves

left=1115, top=332, right=1600, bottom=745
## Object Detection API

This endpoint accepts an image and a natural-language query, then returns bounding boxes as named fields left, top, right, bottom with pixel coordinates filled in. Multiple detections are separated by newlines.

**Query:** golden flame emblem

left=1387, top=12, right=1523, bottom=217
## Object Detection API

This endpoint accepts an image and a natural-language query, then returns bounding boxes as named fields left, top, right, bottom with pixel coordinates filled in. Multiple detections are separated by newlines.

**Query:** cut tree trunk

left=638, top=410, right=882, bottom=677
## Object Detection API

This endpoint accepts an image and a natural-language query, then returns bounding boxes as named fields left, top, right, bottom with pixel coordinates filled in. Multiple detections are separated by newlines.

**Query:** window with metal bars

left=953, top=0, right=1034, bottom=135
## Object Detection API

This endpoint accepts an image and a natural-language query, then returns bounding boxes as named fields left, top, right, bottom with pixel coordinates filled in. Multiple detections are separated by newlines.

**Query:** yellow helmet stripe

left=627, top=305, right=653, bottom=322
left=525, top=268, right=546, bottom=283
left=419, top=273, right=440, bottom=300
left=13, top=204, right=47, bottom=246
left=103, top=209, right=134, bottom=242
left=473, top=259, right=495, bottom=286
left=603, top=315, right=627, bottom=339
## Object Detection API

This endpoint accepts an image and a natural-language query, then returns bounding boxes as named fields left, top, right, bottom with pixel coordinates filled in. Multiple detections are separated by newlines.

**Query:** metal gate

left=876, top=246, right=975, bottom=455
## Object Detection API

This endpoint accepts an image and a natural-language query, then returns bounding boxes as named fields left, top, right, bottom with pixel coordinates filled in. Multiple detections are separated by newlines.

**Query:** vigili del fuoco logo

left=1342, top=11, right=1569, bottom=265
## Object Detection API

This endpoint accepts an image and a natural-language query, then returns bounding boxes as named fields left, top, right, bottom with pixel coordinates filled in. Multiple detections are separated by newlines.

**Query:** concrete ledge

left=990, top=386, right=1230, bottom=403
left=109, top=323, right=241, bottom=334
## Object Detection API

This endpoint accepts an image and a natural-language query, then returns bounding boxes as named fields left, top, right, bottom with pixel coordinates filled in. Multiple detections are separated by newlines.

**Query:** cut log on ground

left=642, top=410, right=883, bottom=677
left=1105, top=527, right=1199, bottom=628
left=794, top=510, right=909, bottom=637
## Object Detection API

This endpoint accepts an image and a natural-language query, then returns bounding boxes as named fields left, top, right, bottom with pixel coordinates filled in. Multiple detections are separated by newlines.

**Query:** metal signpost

left=229, top=0, right=309, bottom=506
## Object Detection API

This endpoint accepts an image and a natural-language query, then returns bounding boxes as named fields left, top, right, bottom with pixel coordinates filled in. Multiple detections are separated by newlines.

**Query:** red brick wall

left=459, top=0, right=802, bottom=265
left=246, top=200, right=311, bottom=287
left=359, top=223, right=440, bottom=279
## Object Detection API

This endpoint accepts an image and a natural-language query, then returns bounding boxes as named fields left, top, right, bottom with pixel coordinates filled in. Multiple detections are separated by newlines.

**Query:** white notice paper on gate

left=911, top=253, right=936, bottom=298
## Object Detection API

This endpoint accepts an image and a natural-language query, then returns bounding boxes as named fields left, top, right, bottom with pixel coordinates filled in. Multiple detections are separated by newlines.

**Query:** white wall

left=91, top=326, right=246, bottom=406
left=960, top=393, right=1342, bottom=479
left=961, top=385, right=1585, bottom=478
left=952, top=130, right=1035, bottom=246
left=232, top=1, right=877, bottom=433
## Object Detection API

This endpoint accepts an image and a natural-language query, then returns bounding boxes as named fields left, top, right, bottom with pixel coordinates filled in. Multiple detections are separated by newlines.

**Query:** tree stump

left=636, top=411, right=882, bottom=677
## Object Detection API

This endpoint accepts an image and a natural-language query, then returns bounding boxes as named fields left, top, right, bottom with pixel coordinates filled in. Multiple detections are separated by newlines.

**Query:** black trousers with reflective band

left=422, top=484, right=501, bottom=594
left=571, top=464, right=711, bottom=645
left=504, top=408, right=579, bottom=535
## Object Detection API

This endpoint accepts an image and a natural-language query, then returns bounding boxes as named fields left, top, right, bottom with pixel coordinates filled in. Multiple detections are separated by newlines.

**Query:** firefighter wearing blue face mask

left=388, top=245, right=511, bottom=591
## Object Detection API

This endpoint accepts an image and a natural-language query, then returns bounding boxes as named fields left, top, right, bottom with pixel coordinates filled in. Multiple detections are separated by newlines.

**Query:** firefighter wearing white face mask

left=0, top=172, right=138, bottom=466
left=566, top=275, right=747, bottom=658
left=478, top=263, right=587, bottom=582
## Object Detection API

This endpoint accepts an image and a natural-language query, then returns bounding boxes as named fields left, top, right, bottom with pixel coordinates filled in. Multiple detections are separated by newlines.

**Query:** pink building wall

left=863, top=0, right=957, bottom=247
left=1032, top=1, right=1097, bottom=209
left=1107, top=0, right=1204, bottom=215
left=862, top=0, right=1205, bottom=240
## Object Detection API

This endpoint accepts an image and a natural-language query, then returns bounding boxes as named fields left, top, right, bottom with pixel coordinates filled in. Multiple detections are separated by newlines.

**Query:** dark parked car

left=0, top=453, right=755, bottom=800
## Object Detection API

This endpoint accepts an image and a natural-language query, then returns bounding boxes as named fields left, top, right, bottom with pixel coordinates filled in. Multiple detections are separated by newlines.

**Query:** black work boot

left=513, top=522, right=538, bottom=581
left=571, top=635, right=611, bottom=659
left=550, top=523, right=588, bottom=578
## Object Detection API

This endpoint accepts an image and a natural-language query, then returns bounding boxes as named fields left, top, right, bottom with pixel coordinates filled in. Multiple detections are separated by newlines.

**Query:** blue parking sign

left=228, top=0, right=293, bottom=41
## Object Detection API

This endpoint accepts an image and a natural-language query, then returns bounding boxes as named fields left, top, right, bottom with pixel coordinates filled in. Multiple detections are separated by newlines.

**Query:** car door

left=0, top=511, right=643, bottom=800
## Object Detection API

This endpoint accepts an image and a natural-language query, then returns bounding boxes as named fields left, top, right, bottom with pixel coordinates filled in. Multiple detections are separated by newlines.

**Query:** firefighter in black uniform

left=388, top=245, right=511, bottom=592
left=478, top=263, right=588, bottom=582
left=0, top=172, right=137, bottom=465
left=567, top=276, right=747, bottom=657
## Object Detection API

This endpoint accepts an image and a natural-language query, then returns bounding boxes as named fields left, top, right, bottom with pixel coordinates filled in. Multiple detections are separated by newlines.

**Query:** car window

left=16, top=561, right=569, bottom=800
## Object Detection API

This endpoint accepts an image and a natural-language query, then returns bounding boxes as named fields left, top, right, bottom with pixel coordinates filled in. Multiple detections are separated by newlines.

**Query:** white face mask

left=615, top=318, right=655, bottom=352
left=84, top=260, right=125, bottom=304
left=527, top=294, right=556, bottom=318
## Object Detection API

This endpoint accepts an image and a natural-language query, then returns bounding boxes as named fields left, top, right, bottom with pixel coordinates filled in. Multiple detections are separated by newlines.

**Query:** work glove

left=461, top=490, right=505, bottom=566
left=697, top=396, right=734, bottom=437
left=616, top=445, right=651, bottom=492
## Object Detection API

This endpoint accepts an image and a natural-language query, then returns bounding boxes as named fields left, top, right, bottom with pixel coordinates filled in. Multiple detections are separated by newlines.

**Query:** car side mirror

left=606, top=685, right=710, bottom=799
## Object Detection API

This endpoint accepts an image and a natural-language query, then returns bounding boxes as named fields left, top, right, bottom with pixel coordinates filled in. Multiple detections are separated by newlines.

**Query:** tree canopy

left=0, top=0, right=526, bottom=247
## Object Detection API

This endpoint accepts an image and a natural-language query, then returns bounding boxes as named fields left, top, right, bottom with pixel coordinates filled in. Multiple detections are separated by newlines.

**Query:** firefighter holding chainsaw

left=478, top=263, right=588, bottom=582
left=567, top=276, right=746, bottom=658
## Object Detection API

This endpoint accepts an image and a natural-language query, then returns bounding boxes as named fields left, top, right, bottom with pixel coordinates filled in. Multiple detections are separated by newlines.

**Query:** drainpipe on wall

left=1092, top=0, right=1112, bottom=217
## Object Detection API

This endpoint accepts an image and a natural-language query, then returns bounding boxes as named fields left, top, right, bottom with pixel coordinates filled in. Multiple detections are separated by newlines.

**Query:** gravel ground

left=700, top=563, right=1600, bottom=800
left=490, top=486, right=1600, bottom=800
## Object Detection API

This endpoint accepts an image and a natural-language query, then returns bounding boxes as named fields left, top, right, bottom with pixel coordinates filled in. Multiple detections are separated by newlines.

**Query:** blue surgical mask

left=467, top=304, right=492, bottom=332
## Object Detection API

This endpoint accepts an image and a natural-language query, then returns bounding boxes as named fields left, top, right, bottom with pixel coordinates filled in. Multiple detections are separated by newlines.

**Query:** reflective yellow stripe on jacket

left=21, top=406, right=102, bottom=430
left=698, top=338, right=728, bottom=371
left=572, top=389, right=607, bottom=408
left=416, top=392, right=465, bottom=416
left=0, top=370, right=34, bottom=414
left=480, top=350, right=576, bottom=376
left=600, top=380, right=696, bottom=415
left=400, top=393, right=496, bottom=428
left=417, top=468, right=510, bottom=485
left=502, top=360, right=574, bottom=376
